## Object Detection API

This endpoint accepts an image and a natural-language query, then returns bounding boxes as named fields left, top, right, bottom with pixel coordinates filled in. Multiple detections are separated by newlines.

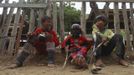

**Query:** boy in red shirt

left=10, top=16, right=59, bottom=68
left=61, top=24, right=93, bottom=68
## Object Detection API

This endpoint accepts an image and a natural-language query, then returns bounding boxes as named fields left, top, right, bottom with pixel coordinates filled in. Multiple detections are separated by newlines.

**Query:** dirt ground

left=0, top=53, right=134, bottom=75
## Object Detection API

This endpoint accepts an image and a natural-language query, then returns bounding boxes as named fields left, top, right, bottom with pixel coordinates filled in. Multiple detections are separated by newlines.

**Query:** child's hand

left=45, top=32, right=53, bottom=40
left=102, top=37, right=108, bottom=42
left=27, top=32, right=33, bottom=37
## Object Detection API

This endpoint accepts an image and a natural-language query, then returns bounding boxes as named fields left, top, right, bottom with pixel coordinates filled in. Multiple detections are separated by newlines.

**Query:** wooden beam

left=59, top=1, right=65, bottom=41
left=51, top=0, right=134, bottom=2
left=81, top=2, right=86, bottom=34
left=46, top=0, right=52, bottom=17
left=114, top=2, right=120, bottom=33
left=122, top=2, right=131, bottom=51
left=52, top=2, right=58, bottom=32
left=38, top=0, right=46, bottom=27
left=0, top=3, right=47, bottom=8
left=28, top=9, right=35, bottom=33
left=15, top=13, right=25, bottom=55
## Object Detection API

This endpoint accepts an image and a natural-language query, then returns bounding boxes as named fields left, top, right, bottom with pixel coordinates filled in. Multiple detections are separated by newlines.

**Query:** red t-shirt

left=31, top=28, right=59, bottom=53
left=61, top=35, right=93, bottom=58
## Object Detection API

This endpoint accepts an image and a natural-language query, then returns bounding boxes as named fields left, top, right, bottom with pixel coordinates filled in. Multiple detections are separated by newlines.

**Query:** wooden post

left=52, top=2, right=57, bottom=32
left=38, top=0, right=45, bottom=27
left=15, top=13, right=25, bottom=55
left=59, top=1, right=65, bottom=41
left=130, top=3, right=134, bottom=48
left=0, top=0, right=9, bottom=51
left=114, top=2, right=120, bottom=33
left=81, top=1, right=86, bottom=34
left=28, top=9, right=35, bottom=33
left=122, top=2, right=131, bottom=51
left=0, top=0, right=8, bottom=27
left=46, top=0, right=52, bottom=17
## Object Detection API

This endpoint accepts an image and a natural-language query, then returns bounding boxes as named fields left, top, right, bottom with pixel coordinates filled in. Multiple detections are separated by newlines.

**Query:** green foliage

left=57, top=5, right=81, bottom=33
left=64, top=6, right=81, bottom=31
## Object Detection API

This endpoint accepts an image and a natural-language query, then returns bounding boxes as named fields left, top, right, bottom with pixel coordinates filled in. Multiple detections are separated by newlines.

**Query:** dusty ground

left=0, top=53, right=134, bottom=75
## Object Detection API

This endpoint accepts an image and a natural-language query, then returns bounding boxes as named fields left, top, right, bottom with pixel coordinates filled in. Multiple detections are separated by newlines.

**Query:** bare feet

left=119, top=59, right=129, bottom=67
left=7, top=64, right=22, bottom=69
left=95, top=59, right=105, bottom=67
left=91, top=64, right=102, bottom=74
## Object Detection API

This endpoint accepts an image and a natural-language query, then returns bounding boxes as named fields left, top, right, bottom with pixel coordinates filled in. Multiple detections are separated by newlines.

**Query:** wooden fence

left=0, top=0, right=133, bottom=55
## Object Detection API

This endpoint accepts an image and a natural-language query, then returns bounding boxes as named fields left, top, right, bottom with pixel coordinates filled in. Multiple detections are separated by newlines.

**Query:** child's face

left=96, top=20, right=105, bottom=30
left=42, top=20, right=52, bottom=31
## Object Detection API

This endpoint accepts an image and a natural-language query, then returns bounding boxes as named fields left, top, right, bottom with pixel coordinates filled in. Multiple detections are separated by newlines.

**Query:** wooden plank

left=52, top=2, right=58, bottom=32
left=122, top=2, right=131, bottom=51
left=81, top=2, right=86, bottom=34
left=114, top=2, right=120, bottom=33
left=130, top=3, right=134, bottom=48
left=51, top=0, right=134, bottom=2
left=28, top=9, right=35, bottom=33
left=14, top=13, right=25, bottom=55
left=0, top=3, right=47, bottom=8
left=46, top=0, right=52, bottom=17
left=8, top=8, right=21, bottom=54
left=59, top=1, right=65, bottom=41
left=0, top=7, right=15, bottom=54
left=38, top=0, right=46, bottom=27
left=0, top=0, right=9, bottom=51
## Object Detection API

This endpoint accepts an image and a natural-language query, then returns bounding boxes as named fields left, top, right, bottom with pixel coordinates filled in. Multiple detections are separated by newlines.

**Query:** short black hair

left=94, top=15, right=108, bottom=25
left=41, top=16, right=52, bottom=23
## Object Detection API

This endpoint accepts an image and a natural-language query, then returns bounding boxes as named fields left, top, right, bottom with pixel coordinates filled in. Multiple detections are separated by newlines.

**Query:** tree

left=57, top=4, right=81, bottom=33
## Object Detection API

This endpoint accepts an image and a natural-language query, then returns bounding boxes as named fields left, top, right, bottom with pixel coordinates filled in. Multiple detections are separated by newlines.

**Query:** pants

left=95, top=34, right=125, bottom=60
left=16, top=42, right=56, bottom=66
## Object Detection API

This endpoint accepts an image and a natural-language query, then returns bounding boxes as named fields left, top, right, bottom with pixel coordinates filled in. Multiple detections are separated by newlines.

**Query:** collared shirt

left=92, top=24, right=114, bottom=40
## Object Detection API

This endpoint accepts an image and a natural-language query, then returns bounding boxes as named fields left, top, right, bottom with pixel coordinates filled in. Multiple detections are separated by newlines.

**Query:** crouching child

left=61, top=24, right=93, bottom=69
left=9, top=16, right=59, bottom=68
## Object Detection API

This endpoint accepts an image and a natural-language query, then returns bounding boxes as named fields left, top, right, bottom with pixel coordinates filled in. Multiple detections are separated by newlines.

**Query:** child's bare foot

left=91, top=64, right=102, bottom=74
left=7, top=64, right=22, bottom=69
left=95, top=59, right=105, bottom=67
left=119, top=59, right=129, bottom=67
